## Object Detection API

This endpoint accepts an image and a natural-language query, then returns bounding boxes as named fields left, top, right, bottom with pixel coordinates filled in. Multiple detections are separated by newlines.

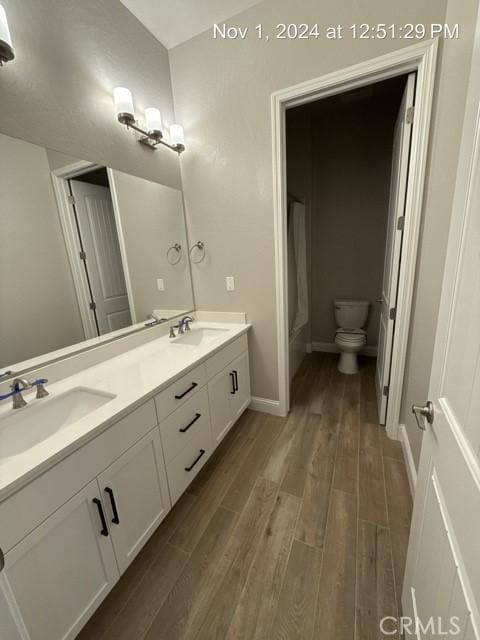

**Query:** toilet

left=333, top=299, right=370, bottom=374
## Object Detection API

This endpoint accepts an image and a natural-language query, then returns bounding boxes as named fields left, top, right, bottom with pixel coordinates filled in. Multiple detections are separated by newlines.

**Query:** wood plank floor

left=78, top=353, right=412, bottom=640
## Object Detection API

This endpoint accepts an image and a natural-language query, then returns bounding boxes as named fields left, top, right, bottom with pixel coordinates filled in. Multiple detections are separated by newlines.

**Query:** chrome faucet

left=1, top=377, right=49, bottom=409
left=169, top=316, right=194, bottom=338
left=181, top=316, right=193, bottom=331
left=10, top=378, right=31, bottom=409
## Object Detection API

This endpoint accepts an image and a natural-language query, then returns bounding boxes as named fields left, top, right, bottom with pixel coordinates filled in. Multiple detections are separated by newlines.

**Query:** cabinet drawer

left=155, top=363, right=206, bottom=423
left=160, top=388, right=211, bottom=463
left=0, top=400, right=157, bottom=553
left=166, top=429, right=213, bottom=504
left=205, top=334, right=248, bottom=379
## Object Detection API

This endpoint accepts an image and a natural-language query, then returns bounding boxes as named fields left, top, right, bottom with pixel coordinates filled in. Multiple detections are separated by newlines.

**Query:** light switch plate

left=226, top=276, right=235, bottom=291
left=156, top=278, right=165, bottom=291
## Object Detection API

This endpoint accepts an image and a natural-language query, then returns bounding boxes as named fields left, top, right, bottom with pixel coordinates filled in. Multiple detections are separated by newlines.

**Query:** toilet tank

left=334, top=299, right=370, bottom=329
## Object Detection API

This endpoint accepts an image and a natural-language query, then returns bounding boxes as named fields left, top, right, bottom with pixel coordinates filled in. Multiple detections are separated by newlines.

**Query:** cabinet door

left=208, top=367, right=235, bottom=444
left=97, top=428, right=171, bottom=574
left=1, top=480, right=119, bottom=640
left=230, top=351, right=251, bottom=420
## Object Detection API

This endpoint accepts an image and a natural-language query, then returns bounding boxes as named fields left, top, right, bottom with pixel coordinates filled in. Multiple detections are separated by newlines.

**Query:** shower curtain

left=288, top=201, right=308, bottom=336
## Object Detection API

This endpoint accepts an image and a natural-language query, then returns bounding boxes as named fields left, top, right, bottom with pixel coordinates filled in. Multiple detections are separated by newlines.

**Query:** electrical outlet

left=156, top=278, right=165, bottom=292
left=226, top=276, right=235, bottom=291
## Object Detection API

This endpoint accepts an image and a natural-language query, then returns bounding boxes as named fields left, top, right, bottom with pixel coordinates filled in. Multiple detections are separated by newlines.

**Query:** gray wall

left=170, top=0, right=447, bottom=402
left=0, top=0, right=181, bottom=190
left=0, top=134, right=85, bottom=367
left=289, top=92, right=398, bottom=347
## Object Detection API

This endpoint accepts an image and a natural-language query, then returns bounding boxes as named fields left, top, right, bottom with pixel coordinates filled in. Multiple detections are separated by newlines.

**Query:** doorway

left=286, top=73, right=412, bottom=427
left=272, top=40, right=438, bottom=439
left=52, top=163, right=133, bottom=340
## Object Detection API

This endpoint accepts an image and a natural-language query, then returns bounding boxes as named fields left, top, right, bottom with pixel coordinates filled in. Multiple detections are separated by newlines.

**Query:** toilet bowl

left=333, top=299, right=370, bottom=374
left=335, top=329, right=366, bottom=374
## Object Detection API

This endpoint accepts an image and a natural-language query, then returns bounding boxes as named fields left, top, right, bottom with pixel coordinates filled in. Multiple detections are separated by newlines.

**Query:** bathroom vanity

left=0, top=322, right=250, bottom=640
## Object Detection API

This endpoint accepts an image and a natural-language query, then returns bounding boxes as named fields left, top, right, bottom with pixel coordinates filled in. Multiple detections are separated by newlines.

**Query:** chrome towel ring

left=167, top=243, right=182, bottom=265
left=189, top=241, right=206, bottom=264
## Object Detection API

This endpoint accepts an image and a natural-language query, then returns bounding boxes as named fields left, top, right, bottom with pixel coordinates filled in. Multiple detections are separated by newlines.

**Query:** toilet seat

left=335, top=328, right=366, bottom=343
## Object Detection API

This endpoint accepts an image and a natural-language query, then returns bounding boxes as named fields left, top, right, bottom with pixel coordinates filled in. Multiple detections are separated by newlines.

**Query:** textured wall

left=0, top=0, right=181, bottom=190
left=170, top=0, right=447, bottom=401
left=296, top=89, right=399, bottom=347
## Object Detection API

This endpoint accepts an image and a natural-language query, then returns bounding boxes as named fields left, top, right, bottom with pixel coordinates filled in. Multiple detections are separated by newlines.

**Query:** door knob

left=376, top=296, right=384, bottom=304
left=412, top=401, right=434, bottom=431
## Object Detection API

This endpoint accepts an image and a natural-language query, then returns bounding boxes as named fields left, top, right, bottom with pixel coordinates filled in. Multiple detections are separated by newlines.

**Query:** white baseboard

left=249, top=396, right=285, bottom=417
left=399, top=423, right=417, bottom=496
left=311, top=341, right=378, bottom=357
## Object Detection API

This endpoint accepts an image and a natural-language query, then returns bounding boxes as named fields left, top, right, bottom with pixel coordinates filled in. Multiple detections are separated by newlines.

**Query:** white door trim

left=271, top=39, right=438, bottom=437
left=107, top=169, right=137, bottom=324
left=51, top=162, right=134, bottom=338
left=51, top=160, right=102, bottom=340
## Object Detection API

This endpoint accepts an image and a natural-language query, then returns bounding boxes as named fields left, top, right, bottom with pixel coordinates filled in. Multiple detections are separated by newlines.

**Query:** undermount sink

left=171, top=327, right=229, bottom=346
left=0, top=387, right=116, bottom=459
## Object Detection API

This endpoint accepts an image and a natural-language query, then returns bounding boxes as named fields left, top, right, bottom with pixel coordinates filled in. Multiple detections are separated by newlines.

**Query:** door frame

left=51, top=161, right=134, bottom=339
left=271, top=39, right=438, bottom=438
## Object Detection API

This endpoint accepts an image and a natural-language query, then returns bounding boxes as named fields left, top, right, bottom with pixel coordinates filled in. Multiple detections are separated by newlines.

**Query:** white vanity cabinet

left=0, top=329, right=251, bottom=640
left=97, top=428, right=170, bottom=574
left=0, top=480, right=120, bottom=640
left=0, top=404, right=169, bottom=640
left=208, top=344, right=251, bottom=444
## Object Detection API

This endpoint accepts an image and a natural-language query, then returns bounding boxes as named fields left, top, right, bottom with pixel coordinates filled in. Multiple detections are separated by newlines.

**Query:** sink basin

left=172, top=327, right=229, bottom=346
left=0, top=387, right=116, bottom=459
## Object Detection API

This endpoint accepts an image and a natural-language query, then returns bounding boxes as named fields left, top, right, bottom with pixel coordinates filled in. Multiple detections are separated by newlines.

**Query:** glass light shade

left=170, top=124, right=185, bottom=148
left=113, top=87, right=134, bottom=121
left=145, top=107, right=162, bottom=134
left=0, top=5, right=12, bottom=46
left=0, top=4, right=14, bottom=64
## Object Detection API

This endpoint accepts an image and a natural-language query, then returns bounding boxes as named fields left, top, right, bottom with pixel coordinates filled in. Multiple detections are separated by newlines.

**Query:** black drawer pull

left=233, top=369, right=239, bottom=392
left=174, top=382, right=198, bottom=400
left=93, top=498, right=109, bottom=536
left=105, top=487, right=120, bottom=525
left=179, top=412, right=202, bottom=433
left=185, top=449, right=206, bottom=472
left=230, top=372, right=236, bottom=395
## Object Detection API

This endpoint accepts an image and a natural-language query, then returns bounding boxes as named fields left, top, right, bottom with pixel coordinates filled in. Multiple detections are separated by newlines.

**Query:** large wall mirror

left=0, top=132, right=194, bottom=372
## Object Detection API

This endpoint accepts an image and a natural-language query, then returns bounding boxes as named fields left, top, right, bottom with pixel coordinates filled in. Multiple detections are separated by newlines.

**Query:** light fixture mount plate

left=0, top=40, right=14, bottom=65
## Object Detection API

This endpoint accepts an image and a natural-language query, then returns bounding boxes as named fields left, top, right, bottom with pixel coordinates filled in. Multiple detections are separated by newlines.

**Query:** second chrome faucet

left=169, top=315, right=194, bottom=338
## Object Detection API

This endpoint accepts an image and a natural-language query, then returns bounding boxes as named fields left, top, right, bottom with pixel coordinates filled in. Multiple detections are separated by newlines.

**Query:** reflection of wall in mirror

left=109, top=170, right=194, bottom=323
left=0, top=133, right=85, bottom=368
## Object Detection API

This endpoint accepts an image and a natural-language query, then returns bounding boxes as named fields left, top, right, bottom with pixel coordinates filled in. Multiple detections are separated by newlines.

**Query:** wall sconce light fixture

left=0, top=4, right=14, bottom=66
left=113, top=87, right=185, bottom=153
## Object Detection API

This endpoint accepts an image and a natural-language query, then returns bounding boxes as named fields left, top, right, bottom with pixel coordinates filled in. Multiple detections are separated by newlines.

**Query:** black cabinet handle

left=179, top=412, right=202, bottom=433
left=230, top=372, right=236, bottom=395
left=93, top=498, right=109, bottom=536
left=105, top=487, right=120, bottom=525
left=174, top=382, right=198, bottom=400
left=185, top=449, right=206, bottom=472
left=233, top=370, right=239, bottom=392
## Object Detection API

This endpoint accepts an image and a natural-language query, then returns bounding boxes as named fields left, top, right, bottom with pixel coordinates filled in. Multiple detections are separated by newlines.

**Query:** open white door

left=70, top=180, right=132, bottom=335
left=402, top=21, right=480, bottom=639
left=376, top=73, right=416, bottom=425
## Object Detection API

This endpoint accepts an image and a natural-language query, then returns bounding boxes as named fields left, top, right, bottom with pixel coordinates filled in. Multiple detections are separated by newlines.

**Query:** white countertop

left=0, top=322, right=250, bottom=501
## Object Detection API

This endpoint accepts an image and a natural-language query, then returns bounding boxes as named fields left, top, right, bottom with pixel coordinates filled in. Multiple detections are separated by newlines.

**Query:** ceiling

left=120, top=0, right=264, bottom=49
